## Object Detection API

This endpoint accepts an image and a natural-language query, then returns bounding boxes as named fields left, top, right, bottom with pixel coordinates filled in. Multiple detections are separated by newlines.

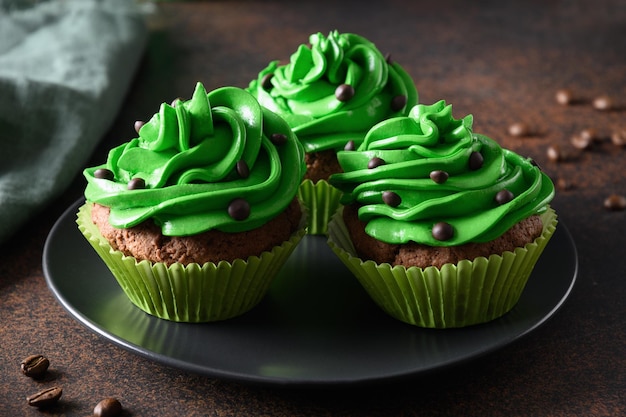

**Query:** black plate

left=43, top=199, right=577, bottom=387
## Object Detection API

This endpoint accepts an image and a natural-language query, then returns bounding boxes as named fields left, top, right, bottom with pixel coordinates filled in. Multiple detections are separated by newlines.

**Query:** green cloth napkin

left=0, top=0, right=147, bottom=243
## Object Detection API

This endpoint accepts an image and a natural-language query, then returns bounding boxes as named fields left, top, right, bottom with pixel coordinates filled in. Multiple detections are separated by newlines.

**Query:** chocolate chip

left=468, top=151, right=484, bottom=170
left=134, top=120, right=144, bottom=134
left=335, top=84, right=355, bottom=102
left=94, top=168, right=114, bottom=181
left=508, top=122, right=530, bottom=137
left=368, top=157, right=386, bottom=169
left=236, top=160, right=250, bottom=178
left=555, top=89, right=574, bottom=105
left=127, top=178, right=145, bottom=190
left=382, top=191, right=401, bottom=207
left=611, top=129, right=626, bottom=146
left=547, top=144, right=562, bottom=162
left=592, top=95, right=613, bottom=111
left=432, top=222, right=454, bottom=241
left=429, top=170, right=449, bottom=184
left=604, top=194, right=626, bottom=211
left=270, top=133, right=287, bottom=145
left=228, top=198, right=250, bottom=220
left=261, top=73, right=274, bottom=90
left=390, top=95, right=407, bottom=112
left=495, top=189, right=515, bottom=205
left=344, top=140, right=356, bottom=151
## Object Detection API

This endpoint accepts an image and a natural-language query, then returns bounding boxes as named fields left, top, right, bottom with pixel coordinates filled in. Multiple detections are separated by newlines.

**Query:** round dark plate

left=43, top=199, right=577, bottom=387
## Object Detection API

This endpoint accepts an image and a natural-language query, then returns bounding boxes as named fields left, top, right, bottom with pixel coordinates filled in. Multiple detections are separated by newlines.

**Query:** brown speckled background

left=1, top=1, right=625, bottom=415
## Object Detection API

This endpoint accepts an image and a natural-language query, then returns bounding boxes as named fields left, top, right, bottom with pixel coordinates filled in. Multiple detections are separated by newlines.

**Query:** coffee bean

left=344, top=140, right=356, bottom=151
left=571, top=134, right=592, bottom=150
left=432, top=222, right=454, bottom=241
left=495, top=189, right=515, bottom=205
left=555, top=89, right=574, bottom=105
left=134, top=120, right=144, bottom=134
left=368, top=157, right=386, bottom=169
left=228, top=198, right=250, bottom=220
left=390, top=95, right=407, bottom=112
left=94, top=168, right=114, bottom=181
left=127, top=178, right=145, bottom=190
left=557, top=177, right=574, bottom=191
left=611, top=129, right=626, bottom=146
left=21, top=354, right=50, bottom=379
left=382, top=191, right=401, bottom=207
left=579, top=128, right=601, bottom=143
left=468, top=151, right=484, bottom=170
left=592, top=94, right=613, bottom=111
left=429, top=170, right=449, bottom=184
left=335, top=84, right=355, bottom=102
left=94, top=397, right=123, bottom=417
left=270, top=133, right=287, bottom=145
left=547, top=144, right=561, bottom=162
left=236, top=160, right=250, bottom=178
left=508, top=122, right=530, bottom=137
left=604, top=194, right=626, bottom=211
left=261, top=73, right=274, bottom=90
left=27, top=386, right=62, bottom=408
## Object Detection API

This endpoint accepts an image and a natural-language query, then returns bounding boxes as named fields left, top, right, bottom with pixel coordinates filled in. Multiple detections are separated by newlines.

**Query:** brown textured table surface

left=1, top=1, right=625, bottom=416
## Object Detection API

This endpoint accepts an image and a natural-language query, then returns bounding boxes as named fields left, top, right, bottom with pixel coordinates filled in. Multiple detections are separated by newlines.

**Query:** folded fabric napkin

left=0, top=0, right=147, bottom=243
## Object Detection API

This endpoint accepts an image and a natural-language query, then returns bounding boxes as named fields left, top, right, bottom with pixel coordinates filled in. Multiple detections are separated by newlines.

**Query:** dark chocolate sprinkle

left=236, top=160, right=250, bottom=178
left=127, top=178, right=145, bottom=190
left=390, top=95, right=407, bottom=112
left=344, top=140, right=356, bottom=151
left=134, top=121, right=144, bottom=134
left=429, top=170, right=449, bottom=184
left=261, top=73, right=274, bottom=90
left=469, top=151, right=484, bottom=170
left=228, top=198, right=251, bottom=220
left=270, top=133, right=287, bottom=145
left=335, top=84, right=355, bottom=102
left=432, top=222, right=454, bottom=241
left=382, top=191, right=401, bottom=207
left=495, top=189, right=515, bottom=205
left=368, top=157, right=386, bottom=169
left=94, top=168, right=114, bottom=181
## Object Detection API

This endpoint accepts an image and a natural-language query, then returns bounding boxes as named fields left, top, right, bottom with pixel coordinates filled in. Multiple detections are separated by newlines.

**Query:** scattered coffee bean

left=368, top=157, right=386, bottom=169
left=579, top=128, right=601, bottom=143
left=604, top=194, right=626, bottom=211
left=611, top=129, right=626, bottom=146
left=468, top=151, right=484, bottom=170
left=94, top=168, right=114, bottom=181
left=94, top=397, right=123, bottom=417
left=27, top=386, right=62, bottom=408
left=382, top=191, right=401, bottom=207
left=508, top=122, right=530, bottom=137
left=236, top=160, right=250, bottom=178
left=21, top=354, right=50, bottom=379
left=555, top=89, right=574, bottom=105
left=429, top=170, right=449, bottom=184
left=228, top=198, right=250, bottom=220
left=270, top=133, right=287, bottom=145
left=592, top=94, right=613, bottom=111
left=570, top=134, right=592, bottom=150
left=127, top=177, right=146, bottom=190
left=390, top=95, right=407, bottom=112
left=134, top=120, right=144, bottom=134
left=261, top=73, right=274, bottom=90
left=495, top=189, right=515, bottom=205
left=546, top=144, right=561, bottom=162
left=344, top=140, right=356, bottom=151
left=432, top=222, right=454, bottom=241
left=335, top=84, right=355, bottom=102
left=557, top=177, right=574, bottom=191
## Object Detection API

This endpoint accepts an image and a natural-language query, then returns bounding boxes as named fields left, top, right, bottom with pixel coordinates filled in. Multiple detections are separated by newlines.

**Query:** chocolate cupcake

left=78, top=83, right=307, bottom=322
left=248, top=30, right=418, bottom=234
left=328, top=100, right=557, bottom=328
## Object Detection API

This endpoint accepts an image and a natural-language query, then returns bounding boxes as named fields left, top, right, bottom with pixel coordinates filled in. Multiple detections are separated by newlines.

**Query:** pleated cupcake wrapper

left=77, top=203, right=306, bottom=323
left=297, top=179, right=343, bottom=235
left=327, top=207, right=558, bottom=328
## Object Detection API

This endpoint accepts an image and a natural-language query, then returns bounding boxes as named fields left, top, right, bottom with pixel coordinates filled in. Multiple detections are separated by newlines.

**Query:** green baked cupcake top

left=329, top=100, right=555, bottom=246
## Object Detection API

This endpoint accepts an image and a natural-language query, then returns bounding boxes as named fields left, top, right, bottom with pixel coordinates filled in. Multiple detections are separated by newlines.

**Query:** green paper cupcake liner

left=77, top=203, right=306, bottom=323
left=327, top=207, right=558, bottom=328
left=297, top=179, right=343, bottom=235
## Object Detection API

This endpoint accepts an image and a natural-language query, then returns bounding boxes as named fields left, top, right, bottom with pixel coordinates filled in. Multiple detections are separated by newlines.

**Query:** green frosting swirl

left=247, top=30, right=418, bottom=153
left=84, top=83, right=306, bottom=236
left=329, top=101, right=555, bottom=246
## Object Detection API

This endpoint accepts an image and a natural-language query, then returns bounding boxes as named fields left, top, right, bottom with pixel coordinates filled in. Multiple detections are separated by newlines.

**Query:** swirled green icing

left=247, top=30, right=418, bottom=153
left=84, top=83, right=306, bottom=236
left=329, top=100, right=555, bottom=246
